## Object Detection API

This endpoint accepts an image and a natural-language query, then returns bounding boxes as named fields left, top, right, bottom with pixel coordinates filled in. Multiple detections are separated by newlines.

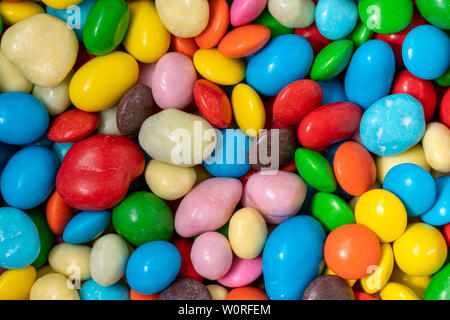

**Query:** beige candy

left=206, top=284, right=228, bottom=300
left=0, top=50, right=33, bottom=93
left=48, top=243, right=91, bottom=282
left=145, top=159, right=197, bottom=201
left=30, top=273, right=80, bottom=300
left=32, top=71, right=72, bottom=116
left=422, top=122, right=450, bottom=173
left=268, top=0, right=315, bottom=28
left=96, top=104, right=120, bottom=135
left=155, top=0, right=209, bottom=38
left=1, top=13, right=78, bottom=87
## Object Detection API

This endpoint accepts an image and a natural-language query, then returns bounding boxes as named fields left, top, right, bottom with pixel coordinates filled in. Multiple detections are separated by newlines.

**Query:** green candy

left=254, top=9, right=293, bottom=39
left=295, top=148, right=337, bottom=192
left=416, top=0, right=450, bottom=30
left=424, top=263, right=450, bottom=300
left=217, top=222, right=229, bottom=238
left=112, top=191, right=174, bottom=246
left=83, top=0, right=130, bottom=55
left=435, top=68, right=450, bottom=87
left=27, top=209, right=55, bottom=269
left=348, top=20, right=373, bottom=48
left=0, top=16, right=3, bottom=35
left=358, top=0, right=413, bottom=34
left=311, top=192, right=355, bottom=232
left=310, top=40, right=354, bottom=81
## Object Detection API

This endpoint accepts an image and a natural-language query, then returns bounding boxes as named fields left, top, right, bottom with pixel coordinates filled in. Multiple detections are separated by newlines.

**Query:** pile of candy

left=0, top=0, right=449, bottom=301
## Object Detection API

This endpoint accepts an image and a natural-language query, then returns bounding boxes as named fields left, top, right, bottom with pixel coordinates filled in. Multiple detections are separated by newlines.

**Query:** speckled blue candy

left=360, top=93, right=425, bottom=156
left=80, top=279, right=130, bottom=300
left=315, top=0, right=358, bottom=40
left=421, top=176, right=450, bottom=226
left=63, top=210, right=111, bottom=244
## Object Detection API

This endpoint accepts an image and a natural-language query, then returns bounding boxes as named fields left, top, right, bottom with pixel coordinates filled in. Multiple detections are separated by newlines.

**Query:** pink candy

left=218, top=255, right=263, bottom=288
left=230, top=0, right=267, bottom=27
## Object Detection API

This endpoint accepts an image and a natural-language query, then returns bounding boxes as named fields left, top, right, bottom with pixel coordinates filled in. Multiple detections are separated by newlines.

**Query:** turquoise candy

left=421, top=176, right=450, bottom=226
left=315, top=0, right=358, bottom=40
left=52, top=142, right=75, bottom=164
left=80, top=279, right=130, bottom=300
left=360, top=94, right=426, bottom=157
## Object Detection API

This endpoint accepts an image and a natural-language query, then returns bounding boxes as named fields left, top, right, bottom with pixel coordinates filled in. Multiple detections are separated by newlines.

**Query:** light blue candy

left=126, top=241, right=181, bottom=295
left=421, top=176, right=450, bottom=226
left=263, top=215, right=325, bottom=300
left=315, top=0, right=358, bottom=40
left=360, top=94, right=425, bottom=156
left=63, top=210, right=111, bottom=244
left=1, top=146, right=58, bottom=209
left=383, top=163, right=436, bottom=217
left=80, top=279, right=130, bottom=300
left=52, top=142, right=75, bottom=164
left=402, top=25, right=450, bottom=80
left=246, top=34, right=313, bottom=96
left=345, top=40, right=395, bottom=109
left=0, top=207, right=40, bottom=269
left=318, top=78, right=347, bottom=105
left=203, top=129, right=251, bottom=178
left=0, top=92, right=49, bottom=145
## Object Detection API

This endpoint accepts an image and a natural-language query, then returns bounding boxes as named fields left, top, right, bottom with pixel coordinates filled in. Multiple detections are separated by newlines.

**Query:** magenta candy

left=230, top=0, right=267, bottom=27
left=190, top=232, right=233, bottom=280
left=138, top=62, right=156, bottom=89
left=242, top=171, right=307, bottom=224
left=218, top=255, right=263, bottom=288
left=175, top=178, right=242, bottom=237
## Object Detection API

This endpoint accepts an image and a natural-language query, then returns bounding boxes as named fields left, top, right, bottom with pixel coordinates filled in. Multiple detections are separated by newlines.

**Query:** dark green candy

left=435, top=68, right=450, bottom=87
left=348, top=20, right=373, bottom=48
left=311, top=192, right=355, bottom=232
left=27, top=209, right=55, bottom=269
left=254, top=9, right=293, bottom=39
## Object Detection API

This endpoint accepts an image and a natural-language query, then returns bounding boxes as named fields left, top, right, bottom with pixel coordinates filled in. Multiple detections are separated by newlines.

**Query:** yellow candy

left=145, top=159, right=197, bottom=201
left=422, top=122, right=450, bottom=173
left=37, top=265, right=54, bottom=279
left=0, top=50, right=32, bottom=93
left=389, top=266, right=430, bottom=299
left=206, top=284, right=229, bottom=300
left=231, top=84, right=266, bottom=137
left=193, top=49, right=246, bottom=86
left=33, top=71, right=73, bottom=116
left=323, top=267, right=356, bottom=287
left=123, top=1, right=170, bottom=63
left=393, top=223, right=447, bottom=277
left=361, top=243, right=394, bottom=294
left=0, top=1, right=44, bottom=25
left=228, top=207, right=268, bottom=259
left=41, top=0, right=83, bottom=10
left=0, top=266, right=36, bottom=300
left=48, top=243, right=91, bottom=282
left=376, top=145, right=430, bottom=184
left=30, top=273, right=80, bottom=300
left=355, top=189, right=407, bottom=243
left=379, top=282, right=419, bottom=300
left=69, top=51, right=139, bottom=112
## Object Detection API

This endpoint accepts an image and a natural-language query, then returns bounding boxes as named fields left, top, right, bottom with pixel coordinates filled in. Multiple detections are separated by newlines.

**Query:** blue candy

left=318, top=78, right=347, bottom=105
left=402, top=25, right=450, bottom=80
left=360, top=94, right=426, bottom=156
left=263, top=215, right=326, bottom=300
left=203, top=129, right=251, bottom=178
left=126, top=241, right=181, bottom=295
left=246, top=34, right=313, bottom=96
left=315, top=0, right=358, bottom=40
left=345, top=40, right=395, bottom=109
left=0, top=143, right=17, bottom=173
left=0, top=207, right=40, bottom=269
left=421, top=176, right=450, bottom=226
left=63, top=210, right=111, bottom=244
left=80, top=279, right=130, bottom=300
left=383, top=163, right=436, bottom=217
left=52, top=142, right=75, bottom=164
left=1, top=146, right=58, bottom=209
left=0, top=92, right=49, bottom=145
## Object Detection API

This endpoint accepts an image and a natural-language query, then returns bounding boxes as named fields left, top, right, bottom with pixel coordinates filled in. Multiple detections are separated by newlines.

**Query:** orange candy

left=333, top=141, right=376, bottom=196
left=46, top=189, right=76, bottom=235
left=218, top=25, right=271, bottom=58
left=225, top=287, right=269, bottom=300
left=130, top=289, right=158, bottom=300
left=171, top=36, right=199, bottom=58
left=324, top=224, right=381, bottom=280
left=195, top=0, right=229, bottom=49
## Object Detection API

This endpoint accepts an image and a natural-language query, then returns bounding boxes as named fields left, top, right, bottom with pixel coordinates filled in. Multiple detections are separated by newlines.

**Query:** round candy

left=195, top=0, right=229, bottom=49
left=380, top=282, right=419, bottom=300
left=47, top=109, right=99, bottom=143
left=158, top=278, right=211, bottom=300
left=302, top=275, right=354, bottom=300
left=421, top=176, right=450, bottom=226
left=218, top=255, right=263, bottom=288
left=424, top=263, right=450, bottom=300
left=267, top=0, right=315, bottom=29
left=422, top=122, right=450, bottom=173
left=389, top=266, right=431, bottom=299
left=80, top=279, right=129, bottom=300
left=219, top=24, right=270, bottom=58
left=311, top=192, right=355, bottom=232
left=30, top=273, right=79, bottom=300
left=230, top=0, right=267, bottom=27
left=63, top=210, right=111, bottom=244
left=0, top=266, right=36, bottom=300
left=226, top=287, right=269, bottom=300
left=295, top=148, right=336, bottom=193
left=315, top=0, right=358, bottom=40
left=416, top=0, right=450, bottom=30
left=48, top=243, right=91, bottom=282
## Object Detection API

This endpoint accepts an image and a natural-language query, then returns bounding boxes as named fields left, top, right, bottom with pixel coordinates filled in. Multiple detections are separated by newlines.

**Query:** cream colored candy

left=48, top=243, right=91, bottom=282
left=155, top=0, right=209, bottom=38
left=138, top=109, right=216, bottom=167
left=228, top=207, right=268, bottom=260
left=376, top=144, right=430, bottom=184
left=422, top=122, right=450, bottom=173
left=206, top=284, right=228, bottom=300
left=268, top=0, right=315, bottom=28
left=90, top=234, right=129, bottom=287
left=1, top=14, right=78, bottom=87
left=145, top=159, right=197, bottom=201
left=37, top=265, right=54, bottom=279
left=96, top=104, right=120, bottom=135
left=32, top=71, right=73, bottom=116
left=30, top=273, right=80, bottom=300
left=0, top=50, right=33, bottom=93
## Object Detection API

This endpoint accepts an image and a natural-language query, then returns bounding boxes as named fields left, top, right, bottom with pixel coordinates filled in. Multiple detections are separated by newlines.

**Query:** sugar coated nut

left=158, top=278, right=212, bottom=300
left=48, top=243, right=91, bottom=281
left=30, top=273, right=80, bottom=300
left=302, top=275, right=355, bottom=300
left=268, top=0, right=315, bottom=29
left=422, top=122, right=450, bottom=173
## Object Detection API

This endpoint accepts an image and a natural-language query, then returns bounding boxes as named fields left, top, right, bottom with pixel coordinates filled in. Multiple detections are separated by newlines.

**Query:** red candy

left=56, top=134, right=145, bottom=210
left=443, top=223, right=450, bottom=247
left=172, top=237, right=204, bottom=282
left=298, top=102, right=363, bottom=150
left=391, top=70, right=437, bottom=123
left=193, top=79, right=232, bottom=128
left=294, top=23, right=332, bottom=55
left=354, top=292, right=379, bottom=300
left=47, top=109, right=99, bottom=143
left=440, top=88, right=450, bottom=128
left=273, top=79, right=323, bottom=126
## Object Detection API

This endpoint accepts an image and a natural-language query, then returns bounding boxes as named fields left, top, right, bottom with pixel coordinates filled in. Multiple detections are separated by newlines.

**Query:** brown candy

left=302, top=275, right=355, bottom=300
left=116, top=84, right=154, bottom=137
left=158, top=278, right=212, bottom=300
